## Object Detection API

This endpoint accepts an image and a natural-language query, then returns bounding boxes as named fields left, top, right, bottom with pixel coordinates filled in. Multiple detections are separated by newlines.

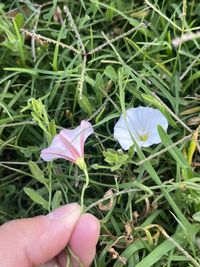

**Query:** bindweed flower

left=114, top=106, right=168, bottom=150
left=40, top=120, right=93, bottom=170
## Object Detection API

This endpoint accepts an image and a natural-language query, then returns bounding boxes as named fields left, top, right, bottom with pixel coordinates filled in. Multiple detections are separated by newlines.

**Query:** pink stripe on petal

left=41, top=149, right=76, bottom=162
left=61, top=121, right=93, bottom=158
left=59, top=132, right=81, bottom=160
left=40, top=120, right=94, bottom=164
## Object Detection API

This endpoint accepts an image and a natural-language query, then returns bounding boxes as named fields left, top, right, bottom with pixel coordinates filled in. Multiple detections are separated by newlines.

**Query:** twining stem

left=80, top=166, right=90, bottom=212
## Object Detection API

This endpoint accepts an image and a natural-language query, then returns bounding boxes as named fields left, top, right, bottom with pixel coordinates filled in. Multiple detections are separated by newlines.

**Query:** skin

left=0, top=203, right=100, bottom=267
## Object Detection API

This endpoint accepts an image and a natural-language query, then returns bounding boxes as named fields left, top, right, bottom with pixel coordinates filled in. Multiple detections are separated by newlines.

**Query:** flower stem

left=47, top=162, right=52, bottom=212
left=80, top=166, right=90, bottom=213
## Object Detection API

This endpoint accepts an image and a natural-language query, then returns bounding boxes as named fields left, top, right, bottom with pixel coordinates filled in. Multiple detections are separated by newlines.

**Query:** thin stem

left=48, top=162, right=53, bottom=212
left=88, top=23, right=148, bottom=55
left=21, top=29, right=80, bottom=54
left=64, top=4, right=86, bottom=54
left=137, top=134, right=192, bottom=166
left=31, top=6, right=41, bottom=62
left=80, top=166, right=90, bottom=212
left=78, top=54, right=87, bottom=99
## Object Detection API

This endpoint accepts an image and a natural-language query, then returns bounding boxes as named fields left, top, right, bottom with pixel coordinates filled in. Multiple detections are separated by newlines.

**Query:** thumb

left=0, top=203, right=81, bottom=267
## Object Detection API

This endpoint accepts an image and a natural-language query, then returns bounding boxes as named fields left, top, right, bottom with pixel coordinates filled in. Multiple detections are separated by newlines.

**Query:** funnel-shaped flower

left=41, top=120, right=93, bottom=168
left=114, top=106, right=168, bottom=150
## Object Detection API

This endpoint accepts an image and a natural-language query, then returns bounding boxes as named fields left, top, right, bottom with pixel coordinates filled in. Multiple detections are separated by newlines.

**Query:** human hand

left=0, top=203, right=100, bottom=267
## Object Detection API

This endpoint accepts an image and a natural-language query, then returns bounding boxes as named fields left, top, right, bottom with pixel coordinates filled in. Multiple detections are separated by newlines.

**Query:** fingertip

left=69, top=213, right=100, bottom=267
left=26, top=204, right=81, bottom=265
left=80, top=213, right=100, bottom=245
left=0, top=203, right=82, bottom=267
left=46, top=203, right=81, bottom=221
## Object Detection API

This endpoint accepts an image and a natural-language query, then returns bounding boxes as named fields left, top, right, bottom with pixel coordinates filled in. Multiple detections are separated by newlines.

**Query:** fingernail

left=46, top=203, right=80, bottom=221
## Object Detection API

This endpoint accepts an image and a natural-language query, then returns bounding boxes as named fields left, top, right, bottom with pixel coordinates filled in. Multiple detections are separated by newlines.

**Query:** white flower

left=114, top=106, right=168, bottom=150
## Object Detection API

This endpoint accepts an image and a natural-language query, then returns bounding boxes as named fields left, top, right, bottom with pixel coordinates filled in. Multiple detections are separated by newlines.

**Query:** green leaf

left=157, top=126, right=190, bottom=169
left=14, top=13, right=24, bottom=29
left=24, top=187, right=48, bottom=210
left=192, top=211, right=200, bottom=222
left=95, top=113, right=119, bottom=127
left=103, top=149, right=128, bottom=164
left=95, top=106, right=106, bottom=124
left=111, top=163, right=123, bottom=171
left=114, top=240, right=146, bottom=267
left=104, top=66, right=118, bottom=81
left=12, top=13, right=25, bottom=65
left=145, top=229, right=154, bottom=246
left=31, top=112, right=49, bottom=135
left=53, top=22, right=66, bottom=71
left=28, top=161, right=48, bottom=186
left=0, top=99, right=13, bottom=120
left=103, top=149, right=129, bottom=171
left=78, top=15, right=90, bottom=27
left=26, top=98, right=51, bottom=140
left=95, top=72, right=104, bottom=103
left=95, top=72, right=104, bottom=89
left=49, top=119, right=57, bottom=137
left=103, top=149, right=118, bottom=164
left=105, top=2, right=115, bottom=21
left=78, top=95, right=94, bottom=115
left=134, top=232, right=182, bottom=267
left=52, top=190, right=62, bottom=210
left=3, top=67, right=38, bottom=76
left=31, top=98, right=43, bottom=116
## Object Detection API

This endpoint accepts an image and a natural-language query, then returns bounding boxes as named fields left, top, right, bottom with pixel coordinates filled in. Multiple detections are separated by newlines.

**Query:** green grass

left=0, top=0, right=200, bottom=266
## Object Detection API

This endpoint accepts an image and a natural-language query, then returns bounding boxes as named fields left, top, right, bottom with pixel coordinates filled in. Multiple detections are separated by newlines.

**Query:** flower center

left=139, top=134, right=148, bottom=141
left=76, top=157, right=86, bottom=170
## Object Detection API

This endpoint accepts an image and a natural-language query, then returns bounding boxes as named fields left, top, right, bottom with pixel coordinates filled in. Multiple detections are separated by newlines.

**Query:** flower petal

left=40, top=148, right=75, bottom=162
left=114, top=106, right=168, bottom=149
left=114, top=114, right=139, bottom=150
left=146, top=109, right=168, bottom=132
left=131, top=106, right=154, bottom=132
left=114, top=131, right=133, bottom=150
left=40, top=120, right=94, bottom=163
left=40, top=134, right=77, bottom=162
left=61, top=120, right=94, bottom=157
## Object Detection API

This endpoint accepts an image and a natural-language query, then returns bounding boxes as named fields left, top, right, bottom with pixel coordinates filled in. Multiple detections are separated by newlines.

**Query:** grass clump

left=0, top=0, right=200, bottom=266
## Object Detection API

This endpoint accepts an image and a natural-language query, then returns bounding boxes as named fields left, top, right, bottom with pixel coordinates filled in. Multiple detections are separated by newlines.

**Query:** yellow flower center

left=139, top=134, right=148, bottom=141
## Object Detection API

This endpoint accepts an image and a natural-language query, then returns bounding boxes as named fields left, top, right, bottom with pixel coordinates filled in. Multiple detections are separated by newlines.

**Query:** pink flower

left=40, top=120, right=93, bottom=168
